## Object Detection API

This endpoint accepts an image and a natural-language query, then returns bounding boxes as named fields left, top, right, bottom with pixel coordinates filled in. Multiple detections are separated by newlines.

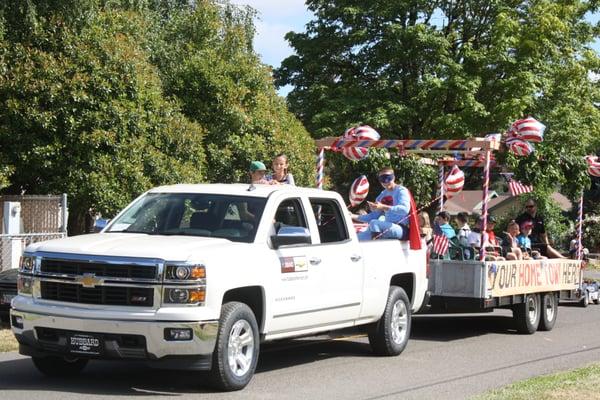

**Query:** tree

left=0, top=1, right=316, bottom=233
left=0, top=2, right=206, bottom=233
left=276, top=0, right=600, bottom=242
left=152, top=1, right=315, bottom=185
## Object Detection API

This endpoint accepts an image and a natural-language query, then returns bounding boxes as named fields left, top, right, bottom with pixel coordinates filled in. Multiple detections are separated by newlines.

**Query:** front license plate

left=1, top=294, right=15, bottom=304
left=68, top=333, right=103, bottom=356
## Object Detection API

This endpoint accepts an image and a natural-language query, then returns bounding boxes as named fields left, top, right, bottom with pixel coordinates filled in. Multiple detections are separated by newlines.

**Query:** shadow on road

left=412, top=314, right=517, bottom=342
left=0, top=311, right=535, bottom=396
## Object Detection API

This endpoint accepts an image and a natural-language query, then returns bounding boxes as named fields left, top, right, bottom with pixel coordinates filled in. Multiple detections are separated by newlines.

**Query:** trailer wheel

left=209, top=302, right=259, bottom=391
left=368, top=286, right=411, bottom=356
left=538, top=292, right=558, bottom=331
left=513, top=293, right=541, bottom=334
left=32, top=356, right=88, bottom=377
left=594, top=298, right=599, bottom=305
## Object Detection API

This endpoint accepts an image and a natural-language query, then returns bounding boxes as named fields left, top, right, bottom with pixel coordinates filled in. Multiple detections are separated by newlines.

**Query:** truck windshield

left=106, top=193, right=266, bottom=243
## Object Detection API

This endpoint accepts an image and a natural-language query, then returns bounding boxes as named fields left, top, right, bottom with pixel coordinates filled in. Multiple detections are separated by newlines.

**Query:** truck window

left=106, top=193, right=266, bottom=243
left=309, top=199, right=349, bottom=243
left=274, top=199, right=307, bottom=232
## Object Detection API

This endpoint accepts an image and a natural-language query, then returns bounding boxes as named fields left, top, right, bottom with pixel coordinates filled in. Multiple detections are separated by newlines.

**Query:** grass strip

left=472, top=363, right=600, bottom=400
left=0, top=322, right=18, bottom=352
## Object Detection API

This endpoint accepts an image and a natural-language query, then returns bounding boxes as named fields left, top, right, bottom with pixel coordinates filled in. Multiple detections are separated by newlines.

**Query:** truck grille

left=0, top=282, right=16, bottom=292
left=40, top=281, right=153, bottom=307
left=41, top=259, right=157, bottom=280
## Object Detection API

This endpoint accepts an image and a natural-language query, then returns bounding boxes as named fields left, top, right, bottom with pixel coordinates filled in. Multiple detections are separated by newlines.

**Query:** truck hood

left=26, top=233, right=243, bottom=261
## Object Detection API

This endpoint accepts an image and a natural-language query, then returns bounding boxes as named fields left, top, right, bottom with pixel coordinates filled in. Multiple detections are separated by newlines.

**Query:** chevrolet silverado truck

left=11, top=184, right=427, bottom=390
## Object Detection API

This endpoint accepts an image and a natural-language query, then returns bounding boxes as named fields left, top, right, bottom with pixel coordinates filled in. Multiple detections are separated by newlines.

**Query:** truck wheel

left=538, top=292, right=558, bottom=331
left=513, top=293, right=541, bottom=334
left=368, top=286, right=411, bottom=356
left=32, top=356, right=88, bottom=377
left=209, top=302, right=259, bottom=391
left=594, top=298, right=599, bottom=305
left=581, top=292, right=589, bottom=308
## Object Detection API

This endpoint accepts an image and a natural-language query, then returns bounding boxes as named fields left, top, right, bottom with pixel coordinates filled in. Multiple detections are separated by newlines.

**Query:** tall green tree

left=0, top=2, right=206, bottom=232
left=276, top=0, right=600, bottom=233
left=152, top=1, right=315, bottom=185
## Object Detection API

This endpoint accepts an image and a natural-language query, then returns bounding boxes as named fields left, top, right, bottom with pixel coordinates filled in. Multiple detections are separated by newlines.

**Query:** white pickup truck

left=11, top=184, right=427, bottom=390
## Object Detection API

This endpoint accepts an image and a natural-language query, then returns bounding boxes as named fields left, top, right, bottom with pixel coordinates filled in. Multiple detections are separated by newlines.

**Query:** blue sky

left=230, top=1, right=600, bottom=96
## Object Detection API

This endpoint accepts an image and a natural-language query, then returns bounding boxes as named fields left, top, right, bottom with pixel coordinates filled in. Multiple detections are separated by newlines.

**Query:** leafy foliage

left=152, top=1, right=314, bottom=185
left=0, top=1, right=314, bottom=233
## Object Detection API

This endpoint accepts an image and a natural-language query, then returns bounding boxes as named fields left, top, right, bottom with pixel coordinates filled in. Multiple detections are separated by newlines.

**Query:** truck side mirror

left=93, top=218, right=110, bottom=233
left=271, top=226, right=311, bottom=249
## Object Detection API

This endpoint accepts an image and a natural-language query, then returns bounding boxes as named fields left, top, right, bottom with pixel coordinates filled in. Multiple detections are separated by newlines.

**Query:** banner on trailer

left=485, top=259, right=581, bottom=297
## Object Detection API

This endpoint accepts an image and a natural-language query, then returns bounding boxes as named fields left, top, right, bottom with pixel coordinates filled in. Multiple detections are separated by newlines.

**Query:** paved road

left=1, top=304, right=599, bottom=400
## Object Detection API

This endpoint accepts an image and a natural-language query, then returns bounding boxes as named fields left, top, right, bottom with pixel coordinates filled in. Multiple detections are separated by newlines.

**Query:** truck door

left=306, top=198, right=363, bottom=324
left=268, top=197, right=363, bottom=334
left=268, top=197, right=318, bottom=333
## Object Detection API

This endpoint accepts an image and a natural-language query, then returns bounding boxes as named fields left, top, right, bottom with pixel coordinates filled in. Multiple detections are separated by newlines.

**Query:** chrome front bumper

left=10, top=309, right=218, bottom=368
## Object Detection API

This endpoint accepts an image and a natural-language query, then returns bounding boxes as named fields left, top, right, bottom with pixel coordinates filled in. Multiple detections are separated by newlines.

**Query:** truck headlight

left=19, top=256, right=34, bottom=273
left=17, top=276, right=33, bottom=296
left=163, top=287, right=205, bottom=305
left=165, top=265, right=205, bottom=281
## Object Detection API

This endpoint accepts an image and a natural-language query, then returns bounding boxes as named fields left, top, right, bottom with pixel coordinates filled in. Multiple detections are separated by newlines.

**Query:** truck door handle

left=309, top=257, right=321, bottom=265
left=350, top=255, right=362, bottom=262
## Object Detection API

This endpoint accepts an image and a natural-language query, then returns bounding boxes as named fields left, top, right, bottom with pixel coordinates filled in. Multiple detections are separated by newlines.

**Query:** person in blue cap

left=248, top=161, right=271, bottom=184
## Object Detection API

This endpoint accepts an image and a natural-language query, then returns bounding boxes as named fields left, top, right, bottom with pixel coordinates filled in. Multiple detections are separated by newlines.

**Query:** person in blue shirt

left=351, top=167, right=411, bottom=241
left=434, top=211, right=456, bottom=239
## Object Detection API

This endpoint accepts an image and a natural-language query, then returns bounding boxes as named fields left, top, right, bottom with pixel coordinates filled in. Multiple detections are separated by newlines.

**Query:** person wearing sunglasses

left=515, top=199, right=565, bottom=258
left=351, top=167, right=411, bottom=241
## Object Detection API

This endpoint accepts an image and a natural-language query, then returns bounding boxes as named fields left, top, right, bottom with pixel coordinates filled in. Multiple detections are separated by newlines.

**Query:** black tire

left=513, top=293, right=541, bottom=334
left=594, top=298, right=600, bottom=305
left=32, top=356, right=88, bottom=377
left=209, top=302, right=259, bottom=391
left=368, top=286, right=411, bottom=356
left=538, top=292, right=558, bottom=331
left=581, top=292, right=589, bottom=308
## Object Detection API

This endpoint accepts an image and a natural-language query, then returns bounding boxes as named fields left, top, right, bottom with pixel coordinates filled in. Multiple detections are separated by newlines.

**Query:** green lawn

left=0, top=322, right=18, bottom=352
left=473, top=363, right=600, bottom=400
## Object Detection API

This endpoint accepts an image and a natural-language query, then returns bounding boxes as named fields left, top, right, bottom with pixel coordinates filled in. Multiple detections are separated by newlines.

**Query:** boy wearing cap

left=248, top=161, right=276, bottom=185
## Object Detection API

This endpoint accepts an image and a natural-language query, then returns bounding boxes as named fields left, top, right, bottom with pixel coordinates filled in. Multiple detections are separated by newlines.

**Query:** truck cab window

left=309, top=199, right=349, bottom=243
left=274, top=199, right=307, bottom=232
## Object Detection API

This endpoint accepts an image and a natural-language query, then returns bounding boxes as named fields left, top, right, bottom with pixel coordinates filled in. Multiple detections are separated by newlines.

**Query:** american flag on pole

left=433, top=234, right=449, bottom=256
left=502, top=173, right=533, bottom=196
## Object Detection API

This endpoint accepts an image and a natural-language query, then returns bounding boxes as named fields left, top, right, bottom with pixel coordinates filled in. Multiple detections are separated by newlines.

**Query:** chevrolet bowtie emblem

left=76, top=273, right=104, bottom=288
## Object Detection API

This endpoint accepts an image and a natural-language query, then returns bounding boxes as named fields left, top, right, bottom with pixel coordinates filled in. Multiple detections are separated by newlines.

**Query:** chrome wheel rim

left=227, top=320, right=254, bottom=377
left=527, top=296, right=538, bottom=325
left=390, top=300, right=408, bottom=344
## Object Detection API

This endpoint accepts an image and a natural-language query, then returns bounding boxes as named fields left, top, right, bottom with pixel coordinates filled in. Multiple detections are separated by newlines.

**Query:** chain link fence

left=1, top=233, right=67, bottom=270
left=1, top=195, right=67, bottom=270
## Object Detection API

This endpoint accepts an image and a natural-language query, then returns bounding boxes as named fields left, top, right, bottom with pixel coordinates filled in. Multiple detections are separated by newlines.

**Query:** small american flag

left=433, top=234, right=449, bottom=255
left=508, top=179, right=533, bottom=196
left=502, top=173, right=533, bottom=196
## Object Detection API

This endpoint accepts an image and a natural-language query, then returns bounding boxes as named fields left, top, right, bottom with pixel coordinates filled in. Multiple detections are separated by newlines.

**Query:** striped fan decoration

left=444, top=165, right=465, bottom=199
left=510, top=117, right=545, bottom=143
left=349, top=175, right=370, bottom=207
left=586, top=155, right=600, bottom=177
left=506, top=137, right=534, bottom=157
left=341, top=125, right=380, bottom=161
